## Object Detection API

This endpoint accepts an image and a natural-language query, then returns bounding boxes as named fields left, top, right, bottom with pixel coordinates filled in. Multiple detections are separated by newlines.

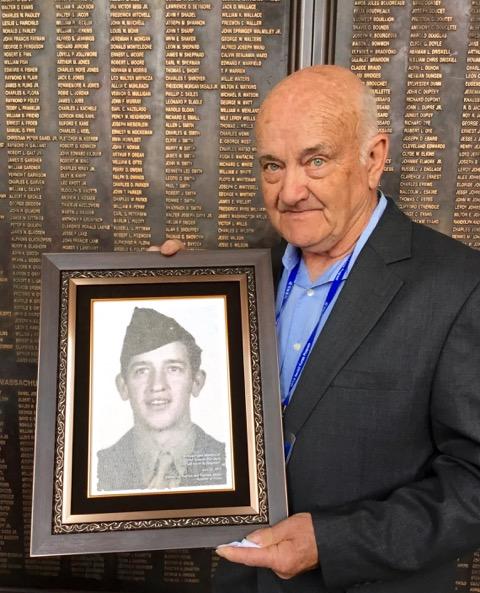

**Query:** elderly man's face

left=256, top=81, right=380, bottom=258
left=116, top=341, right=205, bottom=433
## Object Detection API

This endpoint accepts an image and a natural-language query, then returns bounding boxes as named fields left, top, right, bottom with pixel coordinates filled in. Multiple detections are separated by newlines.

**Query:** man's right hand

left=147, top=239, right=185, bottom=256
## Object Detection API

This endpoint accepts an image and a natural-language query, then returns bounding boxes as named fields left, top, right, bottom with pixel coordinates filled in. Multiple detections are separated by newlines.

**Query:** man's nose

left=278, top=166, right=309, bottom=206
left=149, top=368, right=166, bottom=392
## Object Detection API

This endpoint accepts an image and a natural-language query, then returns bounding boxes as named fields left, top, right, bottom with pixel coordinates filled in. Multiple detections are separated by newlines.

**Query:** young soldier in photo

left=97, top=307, right=226, bottom=491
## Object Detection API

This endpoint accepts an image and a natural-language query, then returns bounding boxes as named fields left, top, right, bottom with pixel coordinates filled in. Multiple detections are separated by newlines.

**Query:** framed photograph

left=31, top=250, right=287, bottom=556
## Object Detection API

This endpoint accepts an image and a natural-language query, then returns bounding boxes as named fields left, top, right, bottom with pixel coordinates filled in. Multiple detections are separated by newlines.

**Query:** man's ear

left=366, top=133, right=389, bottom=190
left=191, top=370, right=206, bottom=398
left=116, top=373, right=130, bottom=401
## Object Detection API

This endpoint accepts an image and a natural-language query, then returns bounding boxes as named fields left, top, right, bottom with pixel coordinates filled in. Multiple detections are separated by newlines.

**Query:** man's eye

left=309, top=157, right=325, bottom=168
left=133, top=367, right=149, bottom=377
left=167, top=365, right=183, bottom=374
left=264, top=162, right=280, bottom=172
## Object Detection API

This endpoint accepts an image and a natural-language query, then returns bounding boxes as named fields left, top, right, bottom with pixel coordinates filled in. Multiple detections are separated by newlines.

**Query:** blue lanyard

left=279, top=252, right=353, bottom=410
left=275, top=258, right=301, bottom=324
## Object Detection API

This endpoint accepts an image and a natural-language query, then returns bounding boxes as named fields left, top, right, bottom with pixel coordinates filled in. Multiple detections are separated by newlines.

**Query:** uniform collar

left=133, top=423, right=197, bottom=487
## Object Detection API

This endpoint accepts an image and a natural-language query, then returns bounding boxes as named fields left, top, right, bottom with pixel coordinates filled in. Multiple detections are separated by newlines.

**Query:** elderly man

left=158, top=65, right=480, bottom=592
left=97, top=307, right=226, bottom=491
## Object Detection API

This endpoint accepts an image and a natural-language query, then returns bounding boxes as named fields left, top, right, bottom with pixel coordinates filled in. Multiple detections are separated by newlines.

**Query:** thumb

left=246, top=526, right=275, bottom=547
left=161, top=239, right=185, bottom=255
left=147, top=239, right=185, bottom=256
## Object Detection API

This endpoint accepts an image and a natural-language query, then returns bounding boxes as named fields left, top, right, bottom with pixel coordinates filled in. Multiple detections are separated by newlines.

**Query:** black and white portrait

left=88, top=297, right=233, bottom=496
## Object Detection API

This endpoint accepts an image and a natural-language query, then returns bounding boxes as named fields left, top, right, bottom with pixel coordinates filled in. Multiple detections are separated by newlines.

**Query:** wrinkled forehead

left=256, top=85, right=359, bottom=152
left=259, top=69, right=361, bottom=116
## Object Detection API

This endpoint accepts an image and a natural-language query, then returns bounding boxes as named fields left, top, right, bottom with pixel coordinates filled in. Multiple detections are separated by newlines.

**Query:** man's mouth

left=146, top=398, right=170, bottom=409
left=279, top=206, right=324, bottom=214
left=281, top=210, right=320, bottom=218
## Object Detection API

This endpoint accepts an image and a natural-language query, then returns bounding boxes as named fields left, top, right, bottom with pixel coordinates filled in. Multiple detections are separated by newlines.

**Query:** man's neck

left=302, top=194, right=379, bottom=281
left=148, top=419, right=194, bottom=449
left=302, top=242, right=357, bottom=281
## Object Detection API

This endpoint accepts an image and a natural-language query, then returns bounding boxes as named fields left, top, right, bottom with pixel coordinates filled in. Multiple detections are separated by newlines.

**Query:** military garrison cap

left=120, top=307, right=201, bottom=374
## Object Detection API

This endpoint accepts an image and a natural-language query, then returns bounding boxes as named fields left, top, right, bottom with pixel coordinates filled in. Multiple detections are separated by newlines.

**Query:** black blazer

left=215, top=198, right=480, bottom=592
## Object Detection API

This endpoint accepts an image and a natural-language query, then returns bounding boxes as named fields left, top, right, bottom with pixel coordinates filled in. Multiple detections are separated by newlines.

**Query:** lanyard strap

left=275, top=257, right=301, bottom=324
left=280, top=252, right=353, bottom=409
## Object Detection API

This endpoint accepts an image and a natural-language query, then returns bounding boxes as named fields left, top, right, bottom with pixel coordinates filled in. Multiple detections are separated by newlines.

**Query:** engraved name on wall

left=0, top=1, right=289, bottom=591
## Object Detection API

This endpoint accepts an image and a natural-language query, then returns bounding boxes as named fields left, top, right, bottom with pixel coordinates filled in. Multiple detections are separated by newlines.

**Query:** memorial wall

left=335, top=0, right=480, bottom=248
left=334, top=2, right=480, bottom=591
left=0, top=0, right=290, bottom=590
left=2, top=0, right=480, bottom=591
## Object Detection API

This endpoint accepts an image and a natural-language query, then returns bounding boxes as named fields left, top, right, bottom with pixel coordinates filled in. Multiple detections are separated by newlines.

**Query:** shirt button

left=293, top=342, right=301, bottom=351
left=306, top=289, right=314, bottom=296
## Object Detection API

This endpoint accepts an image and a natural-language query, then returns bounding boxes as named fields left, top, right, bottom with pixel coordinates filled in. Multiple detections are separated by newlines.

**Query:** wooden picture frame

left=31, top=250, right=287, bottom=556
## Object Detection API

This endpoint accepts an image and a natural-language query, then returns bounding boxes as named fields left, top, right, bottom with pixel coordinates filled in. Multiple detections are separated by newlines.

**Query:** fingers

left=248, top=513, right=310, bottom=546
left=147, top=239, right=185, bottom=255
left=216, top=543, right=278, bottom=570
left=246, top=526, right=274, bottom=547
left=216, top=538, right=307, bottom=580
left=216, top=540, right=294, bottom=579
left=216, top=513, right=319, bottom=580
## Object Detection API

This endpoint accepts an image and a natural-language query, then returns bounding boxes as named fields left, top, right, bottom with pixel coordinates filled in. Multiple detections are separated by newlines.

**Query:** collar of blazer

left=279, top=196, right=413, bottom=439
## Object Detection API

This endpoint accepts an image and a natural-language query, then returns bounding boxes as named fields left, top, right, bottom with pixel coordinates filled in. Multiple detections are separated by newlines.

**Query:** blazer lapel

left=271, top=238, right=287, bottom=290
left=283, top=199, right=413, bottom=437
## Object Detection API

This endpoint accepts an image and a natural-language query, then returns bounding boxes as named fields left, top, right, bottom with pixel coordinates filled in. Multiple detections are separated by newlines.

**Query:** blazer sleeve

left=313, top=281, right=480, bottom=589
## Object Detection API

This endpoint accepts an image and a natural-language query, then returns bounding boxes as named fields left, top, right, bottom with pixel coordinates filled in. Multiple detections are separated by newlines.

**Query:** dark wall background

left=1, top=0, right=480, bottom=591
left=0, top=0, right=290, bottom=590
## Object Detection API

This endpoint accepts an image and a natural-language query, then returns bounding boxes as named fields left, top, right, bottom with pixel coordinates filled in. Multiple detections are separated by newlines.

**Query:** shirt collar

left=281, top=192, right=387, bottom=288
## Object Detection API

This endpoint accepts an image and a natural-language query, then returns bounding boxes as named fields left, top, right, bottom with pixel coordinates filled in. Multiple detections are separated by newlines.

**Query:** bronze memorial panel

left=0, top=0, right=290, bottom=590
left=3, top=0, right=480, bottom=591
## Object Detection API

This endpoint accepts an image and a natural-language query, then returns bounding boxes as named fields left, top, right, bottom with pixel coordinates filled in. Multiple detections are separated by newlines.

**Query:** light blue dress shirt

left=276, top=193, right=388, bottom=404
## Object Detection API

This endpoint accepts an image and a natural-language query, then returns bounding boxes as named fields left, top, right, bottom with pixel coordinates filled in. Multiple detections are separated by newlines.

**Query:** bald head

left=253, top=65, right=389, bottom=262
left=256, top=66, right=379, bottom=162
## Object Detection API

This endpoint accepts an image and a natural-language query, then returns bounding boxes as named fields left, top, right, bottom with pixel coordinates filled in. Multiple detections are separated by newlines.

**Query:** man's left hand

left=216, top=512, right=319, bottom=580
left=147, top=239, right=185, bottom=255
